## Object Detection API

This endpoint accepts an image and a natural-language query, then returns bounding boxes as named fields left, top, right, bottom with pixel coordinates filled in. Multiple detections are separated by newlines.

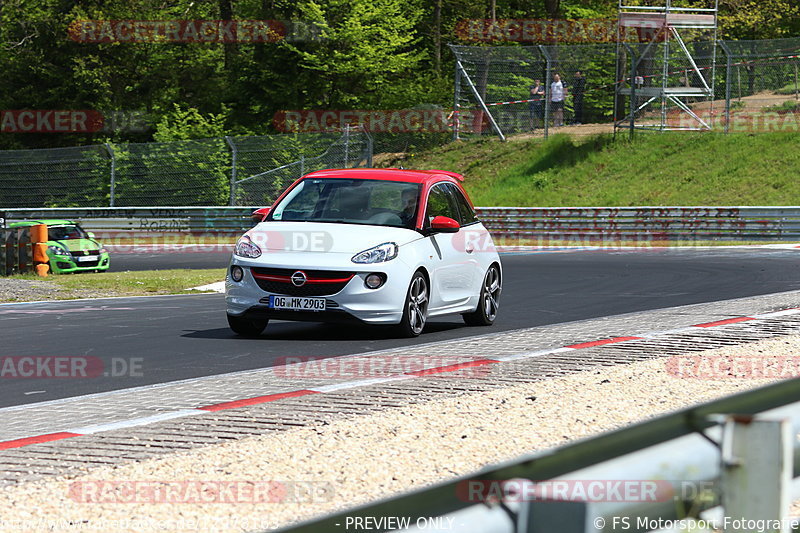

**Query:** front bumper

left=231, top=304, right=368, bottom=325
left=49, top=253, right=111, bottom=274
left=225, top=255, right=412, bottom=325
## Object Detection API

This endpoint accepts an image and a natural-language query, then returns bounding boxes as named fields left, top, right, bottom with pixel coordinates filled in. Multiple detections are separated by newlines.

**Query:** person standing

left=572, top=70, right=586, bottom=125
left=550, top=73, right=565, bottom=127
left=528, top=79, right=545, bottom=130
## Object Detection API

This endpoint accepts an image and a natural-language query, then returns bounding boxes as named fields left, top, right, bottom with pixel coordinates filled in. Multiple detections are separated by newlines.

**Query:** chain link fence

left=451, top=36, right=799, bottom=139
left=230, top=128, right=372, bottom=206
left=452, top=44, right=617, bottom=139
left=0, top=128, right=372, bottom=208
left=720, top=37, right=800, bottom=133
left=112, top=138, right=230, bottom=207
left=0, top=145, right=111, bottom=208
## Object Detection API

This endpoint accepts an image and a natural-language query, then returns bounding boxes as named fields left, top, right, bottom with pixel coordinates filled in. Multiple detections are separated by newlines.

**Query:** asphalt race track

left=108, top=249, right=233, bottom=272
left=2, top=248, right=799, bottom=408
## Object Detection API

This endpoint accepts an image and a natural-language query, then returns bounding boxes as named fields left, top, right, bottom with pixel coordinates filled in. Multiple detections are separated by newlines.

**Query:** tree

left=281, top=0, right=427, bottom=109
left=544, top=0, right=560, bottom=19
left=719, top=0, right=800, bottom=40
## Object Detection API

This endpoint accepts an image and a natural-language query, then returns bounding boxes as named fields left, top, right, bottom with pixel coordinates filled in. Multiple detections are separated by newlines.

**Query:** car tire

left=463, top=264, right=501, bottom=326
left=395, top=271, right=429, bottom=338
left=227, top=315, right=268, bottom=337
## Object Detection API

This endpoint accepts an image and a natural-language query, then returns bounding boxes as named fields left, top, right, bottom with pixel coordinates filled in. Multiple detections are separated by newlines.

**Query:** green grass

left=775, top=82, right=800, bottom=95
left=7, top=268, right=225, bottom=301
left=49, top=268, right=226, bottom=293
left=399, top=132, right=800, bottom=206
left=764, top=100, right=800, bottom=113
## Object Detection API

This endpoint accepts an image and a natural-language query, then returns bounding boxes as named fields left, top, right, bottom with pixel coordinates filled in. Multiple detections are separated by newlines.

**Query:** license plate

left=268, top=295, right=326, bottom=311
left=77, top=256, right=97, bottom=262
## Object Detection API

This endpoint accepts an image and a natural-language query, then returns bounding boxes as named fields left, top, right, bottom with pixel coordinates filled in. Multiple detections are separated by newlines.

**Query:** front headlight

left=99, top=248, right=108, bottom=254
left=48, top=245, right=70, bottom=256
left=234, top=235, right=262, bottom=258
left=351, top=242, right=398, bottom=264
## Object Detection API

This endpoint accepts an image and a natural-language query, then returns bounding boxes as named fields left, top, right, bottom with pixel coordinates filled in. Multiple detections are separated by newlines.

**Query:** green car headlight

left=48, top=245, right=70, bottom=257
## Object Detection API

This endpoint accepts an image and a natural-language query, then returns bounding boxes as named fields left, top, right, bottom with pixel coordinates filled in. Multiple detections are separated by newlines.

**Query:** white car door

left=445, top=182, right=486, bottom=294
left=424, top=183, right=475, bottom=310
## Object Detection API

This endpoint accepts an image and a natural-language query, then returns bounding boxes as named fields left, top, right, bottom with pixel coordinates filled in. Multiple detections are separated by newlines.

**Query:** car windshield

left=269, top=178, right=421, bottom=229
left=48, top=225, right=89, bottom=241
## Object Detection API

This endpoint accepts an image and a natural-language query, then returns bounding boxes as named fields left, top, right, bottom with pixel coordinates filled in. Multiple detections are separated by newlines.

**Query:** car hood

left=245, top=222, right=422, bottom=254
left=49, top=239, right=100, bottom=252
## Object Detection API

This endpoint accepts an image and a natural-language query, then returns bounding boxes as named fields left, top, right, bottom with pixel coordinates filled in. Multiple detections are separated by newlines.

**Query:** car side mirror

left=87, top=232, right=96, bottom=238
left=430, top=216, right=460, bottom=233
left=251, top=207, right=271, bottom=223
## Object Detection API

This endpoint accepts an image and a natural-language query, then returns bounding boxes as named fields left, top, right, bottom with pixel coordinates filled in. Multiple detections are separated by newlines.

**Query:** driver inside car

left=399, top=188, right=418, bottom=226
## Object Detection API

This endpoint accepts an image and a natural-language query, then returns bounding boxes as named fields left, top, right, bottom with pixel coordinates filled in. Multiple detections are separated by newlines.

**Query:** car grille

left=70, top=250, right=100, bottom=268
left=250, top=267, right=355, bottom=297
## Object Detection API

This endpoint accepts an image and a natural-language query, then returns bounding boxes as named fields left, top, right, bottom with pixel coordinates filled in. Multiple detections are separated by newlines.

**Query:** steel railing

left=272, top=378, right=800, bottom=533
left=3, top=206, right=800, bottom=242
left=478, top=206, right=800, bottom=241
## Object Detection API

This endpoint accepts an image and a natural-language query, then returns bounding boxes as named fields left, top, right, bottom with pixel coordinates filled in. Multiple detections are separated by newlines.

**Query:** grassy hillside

left=390, top=132, right=800, bottom=206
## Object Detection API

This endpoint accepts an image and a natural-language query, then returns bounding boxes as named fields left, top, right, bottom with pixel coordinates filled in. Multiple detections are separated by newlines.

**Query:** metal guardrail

left=3, top=206, right=800, bottom=242
left=273, top=378, right=800, bottom=533
left=0, top=207, right=256, bottom=237
left=479, top=207, right=800, bottom=241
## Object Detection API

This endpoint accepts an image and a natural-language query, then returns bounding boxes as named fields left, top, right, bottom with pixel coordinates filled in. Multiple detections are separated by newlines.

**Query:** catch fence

left=0, top=128, right=372, bottom=209
left=451, top=36, right=799, bottom=139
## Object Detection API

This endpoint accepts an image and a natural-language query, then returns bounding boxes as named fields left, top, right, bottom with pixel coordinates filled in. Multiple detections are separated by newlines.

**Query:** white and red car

left=225, top=168, right=501, bottom=337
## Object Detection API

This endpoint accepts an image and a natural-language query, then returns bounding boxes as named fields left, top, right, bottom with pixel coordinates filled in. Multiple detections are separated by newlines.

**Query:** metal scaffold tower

left=614, top=0, right=719, bottom=136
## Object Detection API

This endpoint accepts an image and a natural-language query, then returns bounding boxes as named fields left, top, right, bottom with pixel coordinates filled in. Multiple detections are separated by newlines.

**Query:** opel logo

left=291, top=271, right=307, bottom=287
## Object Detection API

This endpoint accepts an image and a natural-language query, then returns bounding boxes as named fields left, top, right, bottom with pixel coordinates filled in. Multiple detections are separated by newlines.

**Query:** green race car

left=8, top=219, right=111, bottom=274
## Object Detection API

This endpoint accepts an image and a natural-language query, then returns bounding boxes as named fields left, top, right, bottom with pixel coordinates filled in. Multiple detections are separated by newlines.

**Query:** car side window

left=446, top=183, right=480, bottom=226
left=424, top=183, right=460, bottom=226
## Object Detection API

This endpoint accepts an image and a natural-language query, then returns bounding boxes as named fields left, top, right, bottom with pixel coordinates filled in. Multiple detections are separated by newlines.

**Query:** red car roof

left=303, top=168, right=464, bottom=184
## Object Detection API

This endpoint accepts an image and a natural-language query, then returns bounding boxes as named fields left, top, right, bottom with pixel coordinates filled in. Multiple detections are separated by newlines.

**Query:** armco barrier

left=478, top=207, right=800, bottom=241
left=3, top=206, right=800, bottom=242
left=2, top=207, right=255, bottom=241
